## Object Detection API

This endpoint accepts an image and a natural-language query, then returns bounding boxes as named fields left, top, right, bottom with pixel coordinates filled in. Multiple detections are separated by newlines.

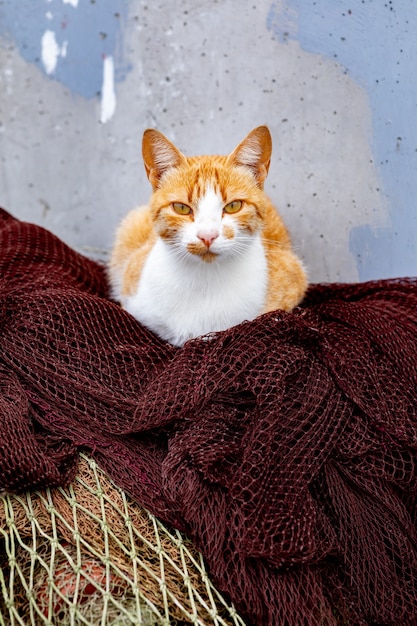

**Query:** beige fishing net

left=0, top=453, right=245, bottom=625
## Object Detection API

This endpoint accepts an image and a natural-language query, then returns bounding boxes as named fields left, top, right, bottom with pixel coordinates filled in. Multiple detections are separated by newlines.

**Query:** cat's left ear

left=228, top=126, right=272, bottom=187
left=142, top=129, right=185, bottom=189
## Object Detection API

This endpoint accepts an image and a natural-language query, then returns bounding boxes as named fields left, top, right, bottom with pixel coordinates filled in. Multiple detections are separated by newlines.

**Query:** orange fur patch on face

left=234, top=205, right=262, bottom=235
left=223, top=224, right=235, bottom=240
left=155, top=209, right=192, bottom=240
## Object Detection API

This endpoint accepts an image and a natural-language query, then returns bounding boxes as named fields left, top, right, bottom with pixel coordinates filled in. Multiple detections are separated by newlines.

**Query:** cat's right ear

left=142, top=129, right=185, bottom=189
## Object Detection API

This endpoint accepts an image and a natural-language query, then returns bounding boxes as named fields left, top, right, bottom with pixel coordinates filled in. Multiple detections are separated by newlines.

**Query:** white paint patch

left=62, top=0, right=79, bottom=7
left=41, top=30, right=69, bottom=74
left=100, top=56, right=117, bottom=124
left=41, top=30, right=60, bottom=75
left=45, top=11, right=53, bottom=20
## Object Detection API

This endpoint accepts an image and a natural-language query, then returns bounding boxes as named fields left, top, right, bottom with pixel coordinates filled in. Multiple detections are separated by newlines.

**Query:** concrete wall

left=0, top=0, right=416, bottom=283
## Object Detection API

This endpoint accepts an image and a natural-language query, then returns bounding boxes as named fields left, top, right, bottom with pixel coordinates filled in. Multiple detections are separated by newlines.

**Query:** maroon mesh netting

left=1, top=207, right=417, bottom=625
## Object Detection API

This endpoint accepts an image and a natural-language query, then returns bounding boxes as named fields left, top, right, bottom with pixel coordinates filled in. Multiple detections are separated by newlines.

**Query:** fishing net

left=1, top=207, right=417, bottom=625
left=0, top=453, right=244, bottom=625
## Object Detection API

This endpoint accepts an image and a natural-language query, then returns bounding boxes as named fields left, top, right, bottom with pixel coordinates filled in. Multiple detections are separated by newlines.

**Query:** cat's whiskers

left=261, top=237, right=292, bottom=251
left=227, top=243, right=253, bottom=261
left=170, top=241, right=192, bottom=263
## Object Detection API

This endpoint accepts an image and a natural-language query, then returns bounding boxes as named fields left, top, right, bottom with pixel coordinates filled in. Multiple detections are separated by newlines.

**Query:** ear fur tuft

left=228, top=125, right=272, bottom=187
left=142, top=129, right=185, bottom=189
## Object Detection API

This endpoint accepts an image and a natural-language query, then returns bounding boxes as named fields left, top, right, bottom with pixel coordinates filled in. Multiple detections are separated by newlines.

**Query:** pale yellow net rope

left=0, top=453, right=246, bottom=625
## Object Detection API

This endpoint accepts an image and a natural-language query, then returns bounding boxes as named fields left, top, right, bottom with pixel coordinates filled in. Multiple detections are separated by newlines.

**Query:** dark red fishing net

left=1, top=207, right=417, bottom=625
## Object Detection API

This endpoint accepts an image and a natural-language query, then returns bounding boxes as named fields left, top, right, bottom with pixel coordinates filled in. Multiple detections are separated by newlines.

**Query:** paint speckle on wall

left=0, top=0, right=131, bottom=121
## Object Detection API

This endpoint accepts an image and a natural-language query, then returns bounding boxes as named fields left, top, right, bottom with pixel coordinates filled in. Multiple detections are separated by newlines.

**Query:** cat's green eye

left=172, top=202, right=192, bottom=215
left=223, top=200, right=242, bottom=214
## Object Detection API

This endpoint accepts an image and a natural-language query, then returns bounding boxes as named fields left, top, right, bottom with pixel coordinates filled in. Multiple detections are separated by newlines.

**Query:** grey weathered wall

left=1, top=0, right=416, bottom=283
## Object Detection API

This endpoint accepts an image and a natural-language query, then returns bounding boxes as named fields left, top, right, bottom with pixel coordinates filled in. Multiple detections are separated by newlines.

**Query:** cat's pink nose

left=197, top=230, right=219, bottom=248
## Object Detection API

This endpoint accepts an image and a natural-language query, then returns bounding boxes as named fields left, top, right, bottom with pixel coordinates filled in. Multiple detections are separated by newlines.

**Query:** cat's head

left=142, top=126, right=272, bottom=263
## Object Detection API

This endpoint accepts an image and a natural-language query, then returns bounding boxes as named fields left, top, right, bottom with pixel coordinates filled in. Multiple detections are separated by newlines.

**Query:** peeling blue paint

left=267, top=0, right=417, bottom=280
left=0, top=0, right=132, bottom=99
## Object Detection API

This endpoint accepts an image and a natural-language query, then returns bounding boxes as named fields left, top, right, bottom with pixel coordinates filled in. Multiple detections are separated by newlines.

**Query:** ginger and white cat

left=109, top=125, right=307, bottom=346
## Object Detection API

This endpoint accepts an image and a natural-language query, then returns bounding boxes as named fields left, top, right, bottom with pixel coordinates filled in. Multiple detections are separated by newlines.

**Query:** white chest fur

left=122, top=236, right=268, bottom=346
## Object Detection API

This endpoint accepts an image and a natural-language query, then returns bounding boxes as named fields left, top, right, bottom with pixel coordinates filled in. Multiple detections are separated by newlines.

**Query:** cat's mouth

left=186, top=242, right=218, bottom=263
left=199, top=251, right=218, bottom=263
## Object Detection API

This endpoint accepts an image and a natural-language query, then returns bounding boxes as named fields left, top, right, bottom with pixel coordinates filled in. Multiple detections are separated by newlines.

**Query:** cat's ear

left=142, top=129, right=185, bottom=189
left=228, top=126, right=272, bottom=187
